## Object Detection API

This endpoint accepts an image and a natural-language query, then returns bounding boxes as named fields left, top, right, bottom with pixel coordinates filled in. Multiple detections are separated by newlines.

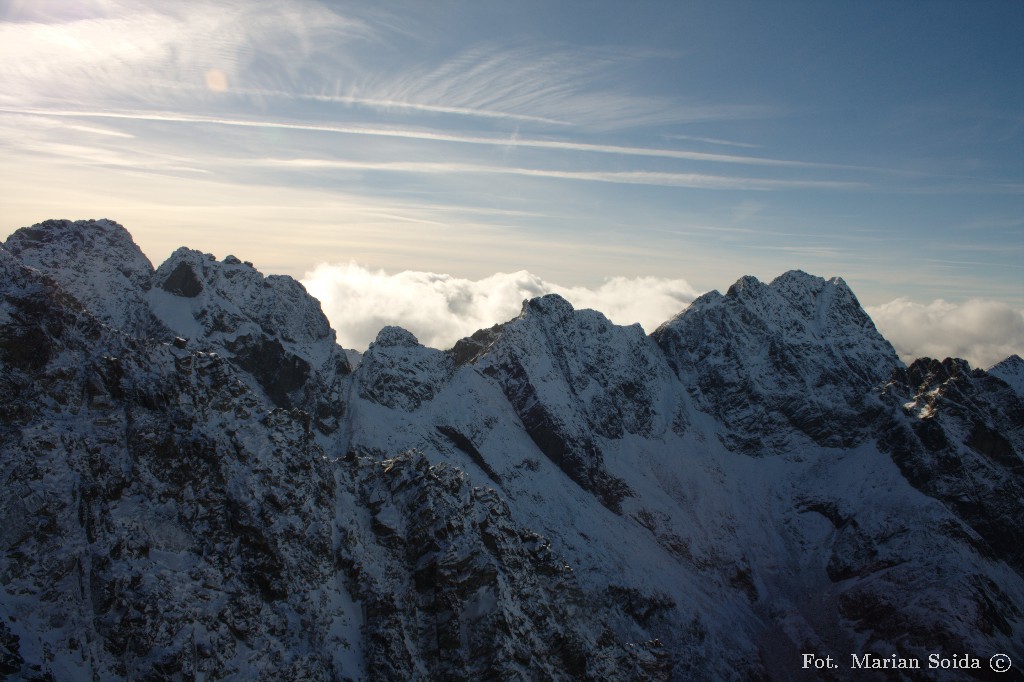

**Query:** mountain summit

left=653, top=270, right=899, bottom=452
left=1, top=219, right=1021, bottom=680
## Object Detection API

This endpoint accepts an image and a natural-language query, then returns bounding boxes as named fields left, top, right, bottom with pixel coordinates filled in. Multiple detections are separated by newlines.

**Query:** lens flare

left=204, top=69, right=228, bottom=92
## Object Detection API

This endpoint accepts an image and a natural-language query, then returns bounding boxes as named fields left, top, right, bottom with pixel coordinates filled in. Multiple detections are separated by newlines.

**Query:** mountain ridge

left=1, top=218, right=1021, bottom=681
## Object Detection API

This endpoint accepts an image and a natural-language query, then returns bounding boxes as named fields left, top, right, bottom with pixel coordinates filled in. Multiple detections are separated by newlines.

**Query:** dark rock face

left=159, top=261, right=204, bottom=297
left=435, top=425, right=502, bottom=485
left=2, top=220, right=1023, bottom=681
left=482, top=348, right=633, bottom=511
left=450, top=324, right=502, bottom=366
left=226, top=333, right=311, bottom=407
left=877, top=357, right=1024, bottom=571
left=0, top=620, right=21, bottom=676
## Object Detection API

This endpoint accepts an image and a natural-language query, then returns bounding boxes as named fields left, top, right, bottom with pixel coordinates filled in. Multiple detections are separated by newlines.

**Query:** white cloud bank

left=867, top=298, right=1024, bottom=370
left=301, top=263, right=698, bottom=351
left=302, top=263, right=1024, bottom=371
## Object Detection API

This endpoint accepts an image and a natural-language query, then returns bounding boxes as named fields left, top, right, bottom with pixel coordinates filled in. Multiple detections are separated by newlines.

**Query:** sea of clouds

left=301, top=262, right=699, bottom=350
left=302, top=263, right=1024, bottom=370
left=865, top=298, right=1024, bottom=370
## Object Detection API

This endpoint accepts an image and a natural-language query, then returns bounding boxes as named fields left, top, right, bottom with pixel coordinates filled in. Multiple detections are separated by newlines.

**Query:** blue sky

left=1, top=0, right=1022, bottom=361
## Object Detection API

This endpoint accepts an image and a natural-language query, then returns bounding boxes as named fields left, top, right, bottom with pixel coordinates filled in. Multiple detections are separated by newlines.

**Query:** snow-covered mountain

left=652, top=271, right=898, bottom=453
left=1, top=219, right=1021, bottom=681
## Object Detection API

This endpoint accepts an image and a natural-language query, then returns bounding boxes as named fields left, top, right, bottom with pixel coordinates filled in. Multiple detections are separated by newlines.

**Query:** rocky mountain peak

left=3, top=219, right=166, bottom=338
left=771, top=271, right=881, bottom=346
left=2, top=221, right=351, bottom=424
left=150, top=247, right=335, bottom=349
left=155, top=247, right=210, bottom=297
left=771, top=268, right=842, bottom=290
left=652, top=270, right=901, bottom=452
left=724, top=273, right=768, bottom=299
left=371, top=325, right=421, bottom=348
left=905, top=356, right=973, bottom=389
left=147, top=247, right=350, bottom=419
left=663, top=289, right=722, bottom=322
left=989, top=354, right=1024, bottom=398
left=520, top=292, right=576, bottom=321
left=770, top=269, right=833, bottom=311
left=4, top=219, right=153, bottom=288
left=463, top=295, right=685, bottom=512
left=356, top=326, right=455, bottom=411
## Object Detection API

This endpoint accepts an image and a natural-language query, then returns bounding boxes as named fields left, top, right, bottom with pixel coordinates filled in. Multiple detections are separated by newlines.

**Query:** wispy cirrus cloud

left=0, top=113, right=135, bottom=139
left=0, top=1, right=767, bottom=134
left=1, top=0, right=1018, bottom=333
left=346, top=42, right=775, bottom=132
left=253, top=156, right=864, bottom=191
left=666, top=133, right=762, bottom=149
left=0, top=0, right=372, bottom=108
left=0, top=107, right=878, bottom=173
left=229, top=88, right=571, bottom=126
left=0, top=112, right=211, bottom=174
left=0, top=0, right=869, bottom=202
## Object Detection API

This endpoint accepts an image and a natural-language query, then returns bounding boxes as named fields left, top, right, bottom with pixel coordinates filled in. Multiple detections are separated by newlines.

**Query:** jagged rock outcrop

left=150, top=247, right=336, bottom=352
left=2, top=219, right=1022, bottom=681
